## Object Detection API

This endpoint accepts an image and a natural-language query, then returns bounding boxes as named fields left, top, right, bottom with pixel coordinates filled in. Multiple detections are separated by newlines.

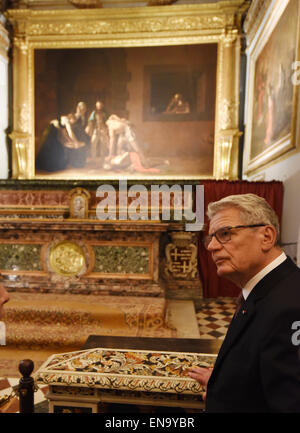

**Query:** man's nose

left=207, top=235, right=223, bottom=251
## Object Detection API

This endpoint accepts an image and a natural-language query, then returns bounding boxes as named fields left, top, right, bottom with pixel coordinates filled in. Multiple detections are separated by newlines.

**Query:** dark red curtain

left=197, top=180, right=284, bottom=298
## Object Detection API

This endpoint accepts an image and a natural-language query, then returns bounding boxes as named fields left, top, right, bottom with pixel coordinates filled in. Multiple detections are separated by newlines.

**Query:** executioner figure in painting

left=85, top=100, right=109, bottom=162
left=35, top=101, right=90, bottom=172
left=104, top=114, right=162, bottom=173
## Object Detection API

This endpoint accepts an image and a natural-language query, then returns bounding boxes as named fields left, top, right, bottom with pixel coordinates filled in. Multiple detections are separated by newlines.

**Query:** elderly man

left=189, top=193, right=300, bottom=412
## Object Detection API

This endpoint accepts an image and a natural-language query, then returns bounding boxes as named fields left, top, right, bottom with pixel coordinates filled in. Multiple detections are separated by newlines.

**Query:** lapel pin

left=242, top=309, right=247, bottom=315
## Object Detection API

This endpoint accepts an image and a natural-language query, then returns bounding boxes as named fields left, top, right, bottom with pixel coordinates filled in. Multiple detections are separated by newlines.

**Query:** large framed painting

left=34, top=45, right=217, bottom=179
left=244, top=0, right=300, bottom=175
left=6, top=2, right=246, bottom=180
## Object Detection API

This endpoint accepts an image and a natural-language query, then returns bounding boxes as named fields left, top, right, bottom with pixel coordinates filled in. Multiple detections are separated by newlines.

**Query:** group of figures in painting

left=35, top=100, right=169, bottom=174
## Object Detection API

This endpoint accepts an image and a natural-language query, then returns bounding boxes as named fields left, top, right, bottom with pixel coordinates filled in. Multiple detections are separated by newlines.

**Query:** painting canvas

left=143, top=65, right=212, bottom=121
left=247, top=0, right=299, bottom=170
left=34, top=44, right=217, bottom=179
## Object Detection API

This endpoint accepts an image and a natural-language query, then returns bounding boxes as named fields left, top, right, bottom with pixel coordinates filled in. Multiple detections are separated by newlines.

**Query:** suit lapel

left=209, top=257, right=297, bottom=382
left=210, top=299, right=255, bottom=377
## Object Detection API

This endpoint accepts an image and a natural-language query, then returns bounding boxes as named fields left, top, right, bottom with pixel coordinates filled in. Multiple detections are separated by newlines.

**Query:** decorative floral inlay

left=35, top=348, right=216, bottom=395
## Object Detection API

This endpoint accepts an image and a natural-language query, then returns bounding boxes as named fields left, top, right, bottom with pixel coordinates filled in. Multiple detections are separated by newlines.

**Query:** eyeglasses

left=203, top=224, right=267, bottom=250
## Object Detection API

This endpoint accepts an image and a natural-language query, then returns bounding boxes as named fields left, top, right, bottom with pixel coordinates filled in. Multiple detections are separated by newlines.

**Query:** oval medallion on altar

left=49, top=241, right=86, bottom=276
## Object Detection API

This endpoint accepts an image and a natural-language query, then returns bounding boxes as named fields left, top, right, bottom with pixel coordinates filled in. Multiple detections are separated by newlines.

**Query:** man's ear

left=261, top=225, right=277, bottom=251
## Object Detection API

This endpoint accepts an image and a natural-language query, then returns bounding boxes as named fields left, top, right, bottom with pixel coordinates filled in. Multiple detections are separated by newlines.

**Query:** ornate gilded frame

left=6, top=1, right=247, bottom=180
left=243, top=0, right=300, bottom=175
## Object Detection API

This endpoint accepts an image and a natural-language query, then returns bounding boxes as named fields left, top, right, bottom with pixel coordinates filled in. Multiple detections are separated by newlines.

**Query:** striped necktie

left=234, top=291, right=245, bottom=318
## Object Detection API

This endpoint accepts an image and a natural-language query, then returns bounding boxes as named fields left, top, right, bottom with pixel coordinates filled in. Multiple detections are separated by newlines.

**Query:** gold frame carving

left=0, top=21, right=10, bottom=61
left=6, top=1, right=247, bottom=180
left=243, top=0, right=300, bottom=175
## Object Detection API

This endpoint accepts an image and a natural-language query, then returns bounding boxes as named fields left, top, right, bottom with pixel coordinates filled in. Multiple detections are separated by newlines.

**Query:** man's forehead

left=209, top=207, right=242, bottom=230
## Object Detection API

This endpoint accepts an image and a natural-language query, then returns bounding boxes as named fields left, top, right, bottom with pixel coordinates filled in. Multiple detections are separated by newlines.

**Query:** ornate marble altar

left=0, top=180, right=203, bottom=306
left=35, top=347, right=217, bottom=412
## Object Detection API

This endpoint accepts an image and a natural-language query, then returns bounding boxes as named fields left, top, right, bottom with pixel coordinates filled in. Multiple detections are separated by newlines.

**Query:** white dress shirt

left=242, top=252, right=287, bottom=300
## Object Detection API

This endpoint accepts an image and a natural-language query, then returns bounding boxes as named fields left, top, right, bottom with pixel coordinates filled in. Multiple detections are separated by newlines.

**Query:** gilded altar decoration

left=49, top=241, right=86, bottom=276
left=68, top=0, right=102, bottom=8
left=18, top=103, right=29, bottom=133
left=148, top=0, right=177, bottom=5
left=165, top=232, right=197, bottom=279
left=219, top=98, right=238, bottom=131
left=69, top=187, right=90, bottom=219
left=0, top=21, right=10, bottom=60
left=10, top=134, right=29, bottom=179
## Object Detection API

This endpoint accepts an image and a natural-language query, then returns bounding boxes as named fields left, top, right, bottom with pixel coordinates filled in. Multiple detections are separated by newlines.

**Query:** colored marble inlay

left=93, top=246, right=149, bottom=274
left=0, top=244, right=42, bottom=271
left=35, top=348, right=216, bottom=395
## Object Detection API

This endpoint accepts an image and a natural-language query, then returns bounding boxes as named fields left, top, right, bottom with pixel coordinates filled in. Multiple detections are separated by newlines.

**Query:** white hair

left=207, top=193, right=280, bottom=243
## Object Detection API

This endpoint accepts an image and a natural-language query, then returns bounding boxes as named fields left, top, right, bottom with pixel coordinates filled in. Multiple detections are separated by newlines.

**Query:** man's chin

left=216, top=263, right=232, bottom=278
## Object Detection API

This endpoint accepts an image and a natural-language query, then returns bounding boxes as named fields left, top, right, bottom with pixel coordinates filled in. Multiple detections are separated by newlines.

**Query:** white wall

left=0, top=17, right=9, bottom=179
left=246, top=152, right=300, bottom=263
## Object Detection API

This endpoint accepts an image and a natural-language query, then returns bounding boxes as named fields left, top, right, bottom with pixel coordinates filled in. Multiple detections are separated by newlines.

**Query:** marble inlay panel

left=93, top=246, right=149, bottom=274
left=0, top=244, right=42, bottom=271
left=0, top=190, right=69, bottom=208
left=0, top=189, right=186, bottom=214
left=35, top=348, right=216, bottom=395
left=0, top=221, right=164, bottom=296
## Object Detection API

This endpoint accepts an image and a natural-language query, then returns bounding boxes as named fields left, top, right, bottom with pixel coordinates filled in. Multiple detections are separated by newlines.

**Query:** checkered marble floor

left=0, top=377, right=49, bottom=413
left=0, top=297, right=236, bottom=413
left=196, top=297, right=236, bottom=339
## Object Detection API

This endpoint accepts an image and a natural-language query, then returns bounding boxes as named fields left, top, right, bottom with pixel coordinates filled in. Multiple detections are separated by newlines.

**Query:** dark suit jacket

left=205, top=256, right=300, bottom=413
